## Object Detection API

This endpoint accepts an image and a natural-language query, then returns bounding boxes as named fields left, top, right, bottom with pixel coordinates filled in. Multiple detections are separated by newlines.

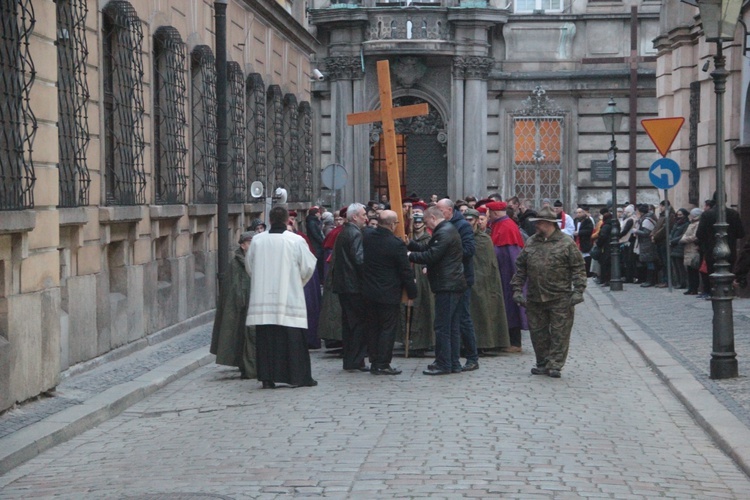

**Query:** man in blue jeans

left=437, top=199, right=479, bottom=371
left=408, top=206, right=467, bottom=375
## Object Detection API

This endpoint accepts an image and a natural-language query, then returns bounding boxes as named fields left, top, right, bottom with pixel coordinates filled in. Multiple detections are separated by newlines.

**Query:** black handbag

left=590, top=245, right=602, bottom=261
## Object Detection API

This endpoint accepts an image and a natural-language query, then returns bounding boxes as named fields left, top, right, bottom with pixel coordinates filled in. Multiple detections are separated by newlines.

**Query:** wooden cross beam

left=347, top=60, right=428, bottom=239
left=582, top=6, right=655, bottom=204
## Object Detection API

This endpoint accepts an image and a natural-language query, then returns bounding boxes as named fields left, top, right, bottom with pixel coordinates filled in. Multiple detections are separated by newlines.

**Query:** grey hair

left=347, top=203, right=365, bottom=221
left=424, top=205, right=444, bottom=220
left=438, top=198, right=454, bottom=210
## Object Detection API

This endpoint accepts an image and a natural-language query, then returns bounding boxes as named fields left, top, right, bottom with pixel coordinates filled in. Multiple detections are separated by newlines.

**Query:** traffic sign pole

left=665, top=189, right=672, bottom=293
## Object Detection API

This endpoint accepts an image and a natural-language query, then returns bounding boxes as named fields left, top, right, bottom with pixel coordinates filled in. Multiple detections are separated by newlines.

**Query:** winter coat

left=408, top=220, right=467, bottom=293
left=635, top=213, right=658, bottom=263
left=680, top=220, right=701, bottom=269
left=575, top=217, right=594, bottom=253
left=696, top=205, right=746, bottom=271
left=669, top=219, right=689, bottom=258
left=449, top=209, right=476, bottom=287
left=332, top=222, right=364, bottom=294
left=363, top=226, right=417, bottom=304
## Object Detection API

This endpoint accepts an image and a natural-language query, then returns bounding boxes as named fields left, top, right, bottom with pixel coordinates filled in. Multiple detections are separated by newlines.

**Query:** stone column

left=451, top=70, right=465, bottom=198
left=326, top=56, right=365, bottom=204
left=454, top=56, right=493, bottom=199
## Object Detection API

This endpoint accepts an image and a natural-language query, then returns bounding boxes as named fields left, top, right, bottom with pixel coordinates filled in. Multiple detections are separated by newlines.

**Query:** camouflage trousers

left=525, top=300, right=575, bottom=371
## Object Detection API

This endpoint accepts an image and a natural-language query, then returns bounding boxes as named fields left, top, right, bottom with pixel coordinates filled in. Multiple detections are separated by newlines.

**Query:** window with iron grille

left=190, top=45, right=217, bottom=204
left=298, top=101, right=313, bottom=200
left=227, top=62, right=246, bottom=203
left=57, top=0, right=90, bottom=207
left=283, top=93, right=300, bottom=201
left=102, top=1, right=146, bottom=206
left=153, top=26, right=187, bottom=205
left=266, top=85, right=284, bottom=192
left=245, top=73, right=266, bottom=198
left=0, top=0, right=36, bottom=211
left=511, top=87, right=565, bottom=208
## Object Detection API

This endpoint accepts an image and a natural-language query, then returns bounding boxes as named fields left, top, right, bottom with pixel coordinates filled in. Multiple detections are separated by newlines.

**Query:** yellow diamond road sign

left=641, top=117, right=685, bottom=157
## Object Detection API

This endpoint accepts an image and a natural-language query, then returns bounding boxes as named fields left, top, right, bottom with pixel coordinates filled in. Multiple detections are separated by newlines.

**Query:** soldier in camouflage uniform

left=510, top=206, right=587, bottom=378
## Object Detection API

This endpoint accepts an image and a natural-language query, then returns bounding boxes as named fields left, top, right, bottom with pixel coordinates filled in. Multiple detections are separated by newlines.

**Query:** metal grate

left=298, top=101, right=313, bottom=200
left=511, top=87, right=565, bottom=208
left=227, top=62, right=246, bottom=203
left=245, top=73, right=266, bottom=197
left=102, top=1, right=146, bottom=206
left=0, top=0, right=37, bottom=211
left=282, top=93, right=300, bottom=201
left=153, top=26, right=187, bottom=205
left=689, top=81, right=700, bottom=206
left=266, top=85, right=284, bottom=192
left=190, top=45, right=217, bottom=203
left=57, top=0, right=90, bottom=207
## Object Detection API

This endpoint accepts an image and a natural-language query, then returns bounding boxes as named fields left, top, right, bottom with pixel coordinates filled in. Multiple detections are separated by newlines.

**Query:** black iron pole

left=215, top=0, right=229, bottom=304
left=610, top=134, right=623, bottom=291
left=709, top=42, right=738, bottom=379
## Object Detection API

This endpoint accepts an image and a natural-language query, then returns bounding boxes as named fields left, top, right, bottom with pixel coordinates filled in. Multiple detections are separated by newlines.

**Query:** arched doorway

left=369, top=96, right=447, bottom=201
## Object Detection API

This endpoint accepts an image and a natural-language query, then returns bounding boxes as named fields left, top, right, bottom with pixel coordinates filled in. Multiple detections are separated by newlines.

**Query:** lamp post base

left=710, top=354, right=738, bottom=379
left=710, top=269, right=738, bottom=379
left=609, top=278, right=623, bottom=292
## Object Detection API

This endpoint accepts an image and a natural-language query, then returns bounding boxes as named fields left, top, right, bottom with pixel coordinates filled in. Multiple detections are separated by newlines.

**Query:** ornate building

left=654, top=0, right=750, bottom=225
left=0, top=0, right=317, bottom=411
left=308, top=0, right=663, bottom=209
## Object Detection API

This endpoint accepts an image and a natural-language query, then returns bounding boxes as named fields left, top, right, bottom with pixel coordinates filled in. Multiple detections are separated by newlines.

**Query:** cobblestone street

left=1, top=298, right=749, bottom=499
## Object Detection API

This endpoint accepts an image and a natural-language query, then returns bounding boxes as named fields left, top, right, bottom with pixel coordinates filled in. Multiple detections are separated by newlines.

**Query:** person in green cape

left=463, top=209, right=510, bottom=353
left=210, top=231, right=256, bottom=379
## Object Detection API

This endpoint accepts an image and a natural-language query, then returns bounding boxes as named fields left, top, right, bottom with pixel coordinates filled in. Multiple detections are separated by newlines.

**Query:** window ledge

left=59, top=207, right=89, bottom=227
left=188, top=204, right=217, bottom=217
left=150, top=204, right=187, bottom=220
left=99, top=206, right=144, bottom=224
left=0, top=211, right=36, bottom=234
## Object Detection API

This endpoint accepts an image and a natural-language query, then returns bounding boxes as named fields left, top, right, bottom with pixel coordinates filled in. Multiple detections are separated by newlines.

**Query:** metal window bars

left=266, top=85, right=284, bottom=194
left=153, top=26, right=188, bottom=205
left=0, top=0, right=37, bottom=211
left=298, top=101, right=313, bottom=201
left=102, top=1, right=146, bottom=206
left=190, top=45, right=218, bottom=204
left=56, top=0, right=90, bottom=207
left=245, top=73, right=266, bottom=199
left=227, top=62, right=246, bottom=203
left=282, top=93, right=300, bottom=201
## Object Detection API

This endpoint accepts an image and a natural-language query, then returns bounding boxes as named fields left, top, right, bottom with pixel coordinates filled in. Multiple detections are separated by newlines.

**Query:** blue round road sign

left=649, top=158, right=681, bottom=190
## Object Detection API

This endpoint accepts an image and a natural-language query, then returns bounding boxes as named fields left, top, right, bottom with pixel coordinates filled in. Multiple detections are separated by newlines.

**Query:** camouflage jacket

left=511, top=229, right=587, bottom=303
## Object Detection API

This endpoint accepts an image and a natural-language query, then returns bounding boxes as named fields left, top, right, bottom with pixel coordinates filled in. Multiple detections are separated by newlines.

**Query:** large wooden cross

left=582, top=6, right=655, bottom=204
left=347, top=60, right=428, bottom=239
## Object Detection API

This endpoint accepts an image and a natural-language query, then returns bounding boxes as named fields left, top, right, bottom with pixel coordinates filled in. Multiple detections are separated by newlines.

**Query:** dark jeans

left=338, top=293, right=369, bottom=370
left=459, top=288, right=478, bottom=364
left=433, top=291, right=463, bottom=372
left=365, top=301, right=400, bottom=370
left=687, top=265, right=700, bottom=293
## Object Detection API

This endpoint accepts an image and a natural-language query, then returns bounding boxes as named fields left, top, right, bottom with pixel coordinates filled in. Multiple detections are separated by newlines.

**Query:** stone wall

left=0, top=0, right=317, bottom=412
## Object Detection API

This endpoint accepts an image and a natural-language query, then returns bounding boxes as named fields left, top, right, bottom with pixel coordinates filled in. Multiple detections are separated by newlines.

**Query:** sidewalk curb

left=0, top=349, right=214, bottom=475
left=586, top=285, right=750, bottom=478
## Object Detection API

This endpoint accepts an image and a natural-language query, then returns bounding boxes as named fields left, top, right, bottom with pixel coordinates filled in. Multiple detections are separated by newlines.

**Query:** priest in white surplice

left=245, top=206, right=318, bottom=389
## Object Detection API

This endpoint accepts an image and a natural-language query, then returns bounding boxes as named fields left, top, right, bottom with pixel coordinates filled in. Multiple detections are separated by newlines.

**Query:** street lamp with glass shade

left=602, top=97, right=625, bottom=291
left=681, top=0, right=741, bottom=379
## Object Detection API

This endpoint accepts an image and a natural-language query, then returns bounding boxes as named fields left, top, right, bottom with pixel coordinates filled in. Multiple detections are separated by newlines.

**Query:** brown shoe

left=502, top=346, right=522, bottom=353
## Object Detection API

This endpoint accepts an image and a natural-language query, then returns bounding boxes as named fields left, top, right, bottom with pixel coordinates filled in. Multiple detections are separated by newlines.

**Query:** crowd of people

left=209, top=191, right=750, bottom=388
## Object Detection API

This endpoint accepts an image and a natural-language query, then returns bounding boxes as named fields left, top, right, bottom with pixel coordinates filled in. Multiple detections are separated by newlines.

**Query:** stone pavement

left=1, top=296, right=750, bottom=498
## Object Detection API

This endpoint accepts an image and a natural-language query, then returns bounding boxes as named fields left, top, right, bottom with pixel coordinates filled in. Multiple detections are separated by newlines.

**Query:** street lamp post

left=602, top=97, right=625, bottom=292
left=697, top=0, right=742, bottom=379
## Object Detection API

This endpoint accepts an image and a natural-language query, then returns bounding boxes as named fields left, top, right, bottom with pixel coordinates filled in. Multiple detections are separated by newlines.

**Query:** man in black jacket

left=306, top=207, right=325, bottom=279
left=363, top=210, right=417, bottom=375
left=408, top=206, right=467, bottom=375
left=696, top=192, right=745, bottom=275
left=332, top=203, right=370, bottom=371
left=437, top=198, right=479, bottom=371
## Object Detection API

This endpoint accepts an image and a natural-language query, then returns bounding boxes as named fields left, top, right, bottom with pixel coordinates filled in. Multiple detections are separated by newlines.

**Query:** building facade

left=654, top=0, right=749, bottom=224
left=0, top=0, right=317, bottom=412
left=308, top=0, right=663, bottom=209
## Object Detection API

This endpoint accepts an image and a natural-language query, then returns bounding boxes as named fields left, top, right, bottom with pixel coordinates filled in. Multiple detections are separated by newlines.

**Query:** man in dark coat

left=574, top=207, right=594, bottom=275
left=306, top=207, right=325, bottom=278
left=408, top=206, right=467, bottom=375
left=332, top=202, right=370, bottom=371
left=696, top=192, right=745, bottom=275
left=210, top=231, right=256, bottom=379
left=363, top=210, right=417, bottom=375
left=437, top=199, right=479, bottom=371
left=398, top=212, right=434, bottom=354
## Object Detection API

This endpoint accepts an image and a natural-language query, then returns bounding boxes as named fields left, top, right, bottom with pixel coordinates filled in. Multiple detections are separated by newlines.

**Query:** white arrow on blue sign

left=648, top=158, right=681, bottom=190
